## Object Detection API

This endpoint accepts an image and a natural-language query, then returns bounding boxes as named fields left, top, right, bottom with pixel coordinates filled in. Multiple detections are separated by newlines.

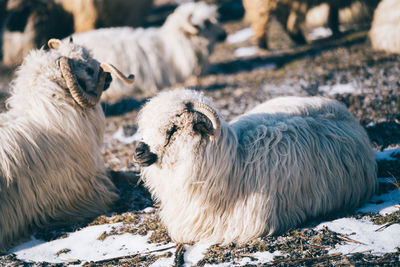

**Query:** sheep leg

left=286, top=9, right=307, bottom=45
left=328, top=5, right=340, bottom=37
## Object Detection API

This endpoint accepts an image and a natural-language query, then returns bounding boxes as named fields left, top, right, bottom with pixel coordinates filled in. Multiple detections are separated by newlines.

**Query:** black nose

left=134, top=142, right=158, bottom=167
left=104, top=72, right=112, bottom=91
left=218, top=29, right=227, bottom=42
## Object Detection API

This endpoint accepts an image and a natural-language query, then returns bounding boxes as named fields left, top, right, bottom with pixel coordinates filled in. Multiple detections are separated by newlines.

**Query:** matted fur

left=70, top=2, right=226, bottom=102
left=0, top=41, right=118, bottom=251
left=136, top=89, right=377, bottom=245
left=369, top=0, right=400, bottom=54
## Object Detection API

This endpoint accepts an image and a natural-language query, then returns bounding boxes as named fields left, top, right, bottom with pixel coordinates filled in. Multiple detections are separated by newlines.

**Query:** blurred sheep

left=56, top=0, right=154, bottom=33
left=71, top=1, right=226, bottom=103
left=242, top=0, right=379, bottom=49
left=0, top=38, right=133, bottom=251
left=1, top=0, right=74, bottom=66
left=134, top=89, right=377, bottom=245
left=369, top=0, right=400, bottom=54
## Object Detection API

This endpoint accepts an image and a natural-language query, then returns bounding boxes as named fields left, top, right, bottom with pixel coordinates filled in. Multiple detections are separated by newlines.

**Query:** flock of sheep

left=0, top=0, right=398, bottom=253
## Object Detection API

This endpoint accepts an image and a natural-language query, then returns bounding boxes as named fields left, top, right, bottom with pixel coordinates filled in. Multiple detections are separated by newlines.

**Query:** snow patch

left=112, top=127, right=141, bottom=144
left=234, top=46, right=259, bottom=58
left=11, top=223, right=175, bottom=264
left=308, top=27, right=333, bottom=41
left=319, top=83, right=357, bottom=95
left=227, top=28, right=254, bottom=44
left=375, top=148, right=400, bottom=162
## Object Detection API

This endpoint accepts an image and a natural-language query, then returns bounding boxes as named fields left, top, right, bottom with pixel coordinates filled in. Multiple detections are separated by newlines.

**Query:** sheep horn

left=59, top=56, right=104, bottom=108
left=192, top=102, right=221, bottom=140
left=100, top=63, right=135, bottom=84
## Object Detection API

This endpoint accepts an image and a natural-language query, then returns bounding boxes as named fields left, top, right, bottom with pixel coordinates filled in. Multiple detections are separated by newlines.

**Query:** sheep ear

left=48, top=39, right=61, bottom=50
left=181, top=15, right=199, bottom=35
left=187, top=102, right=221, bottom=140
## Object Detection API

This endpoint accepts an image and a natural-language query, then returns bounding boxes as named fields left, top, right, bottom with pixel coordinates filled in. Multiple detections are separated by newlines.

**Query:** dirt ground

left=0, top=0, right=399, bottom=265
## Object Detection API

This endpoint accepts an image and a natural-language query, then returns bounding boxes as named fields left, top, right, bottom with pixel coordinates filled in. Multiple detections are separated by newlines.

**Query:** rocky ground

left=0, top=0, right=400, bottom=266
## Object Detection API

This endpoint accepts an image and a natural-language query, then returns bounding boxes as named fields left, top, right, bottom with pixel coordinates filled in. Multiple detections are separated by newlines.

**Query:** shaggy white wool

left=71, top=2, right=225, bottom=103
left=136, top=89, right=377, bottom=245
left=369, top=0, right=400, bottom=54
left=0, top=41, right=118, bottom=252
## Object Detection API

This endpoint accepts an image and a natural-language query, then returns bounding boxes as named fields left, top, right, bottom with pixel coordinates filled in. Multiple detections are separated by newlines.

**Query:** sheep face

left=166, top=2, right=226, bottom=48
left=135, top=89, right=220, bottom=168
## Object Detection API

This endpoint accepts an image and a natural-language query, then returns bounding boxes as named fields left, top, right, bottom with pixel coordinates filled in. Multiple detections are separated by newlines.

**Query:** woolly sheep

left=242, top=0, right=379, bottom=49
left=1, top=0, right=74, bottom=66
left=0, top=38, right=133, bottom=251
left=71, top=2, right=226, bottom=103
left=369, top=0, right=400, bottom=54
left=134, top=89, right=378, bottom=245
left=56, top=0, right=154, bottom=33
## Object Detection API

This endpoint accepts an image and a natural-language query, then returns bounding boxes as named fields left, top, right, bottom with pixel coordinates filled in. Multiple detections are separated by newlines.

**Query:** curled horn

left=100, top=63, right=135, bottom=84
left=192, top=102, right=221, bottom=140
left=59, top=56, right=104, bottom=108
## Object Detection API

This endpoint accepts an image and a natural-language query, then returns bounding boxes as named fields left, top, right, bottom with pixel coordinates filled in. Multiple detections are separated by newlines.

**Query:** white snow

left=375, top=148, right=400, bottom=161
left=234, top=46, right=259, bottom=58
left=184, top=243, right=210, bottom=266
left=10, top=223, right=176, bottom=264
left=112, top=127, right=141, bottom=144
left=227, top=28, right=254, bottom=44
left=319, top=83, right=358, bottom=95
left=308, top=27, right=333, bottom=41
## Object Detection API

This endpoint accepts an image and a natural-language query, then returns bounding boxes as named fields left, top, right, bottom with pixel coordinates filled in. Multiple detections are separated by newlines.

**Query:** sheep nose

left=218, top=29, right=227, bottom=42
left=103, top=72, right=112, bottom=91
left=133, top=142, right=158, bottom=167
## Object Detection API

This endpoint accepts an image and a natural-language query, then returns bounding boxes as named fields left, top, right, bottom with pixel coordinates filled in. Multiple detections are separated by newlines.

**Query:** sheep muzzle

left=133, top=142, right=158, bottom=167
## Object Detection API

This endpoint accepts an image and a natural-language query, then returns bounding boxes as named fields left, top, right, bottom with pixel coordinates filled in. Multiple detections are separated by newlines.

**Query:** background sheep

left=0, top=38, right=133, bottom=251
left=56, top=0, right=154, bottom=33
left=134, top=89, right=377, bottom=245
left=369, top=0, right=400, bottom=54
left=242, top=0, right=379, bottom=49
left=1, top=0, right=74, bottom=66
left=71, top=2, right=226, bottom=103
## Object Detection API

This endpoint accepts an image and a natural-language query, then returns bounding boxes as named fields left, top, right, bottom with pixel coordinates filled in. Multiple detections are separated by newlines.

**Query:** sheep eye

left=86, top=67, right=94, bottom=76
left=165, top=124, right=178, bottom=147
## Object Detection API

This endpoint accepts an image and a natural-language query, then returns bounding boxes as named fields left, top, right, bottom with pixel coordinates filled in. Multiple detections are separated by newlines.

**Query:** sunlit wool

left=135, top=89, right=378, bottom=245
left=0, top=40, right=119, bottom=251
left=71, top=2, right=226, bottom=102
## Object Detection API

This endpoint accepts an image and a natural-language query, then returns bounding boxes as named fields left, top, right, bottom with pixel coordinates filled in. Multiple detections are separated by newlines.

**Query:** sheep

left=242, top=0, right=379, bottom=49
left=70, top=2, right=226, bottom=103
left=133, top=89, right=378, bottom=245
left=56, top=0, right=154, bottom=33
left=1, top=0, right=74, bottom=66
left=369, top=0, right=400, bottom=54
left=0, top=38, right=134, bottom=252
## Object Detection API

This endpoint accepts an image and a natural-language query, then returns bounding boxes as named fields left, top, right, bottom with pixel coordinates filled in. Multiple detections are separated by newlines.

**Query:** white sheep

left=134, top=89, right=378, bottom=245
left=70, top=2, right=226, bottom=103
left=369, top=0, right=400, bottom=54
left=0, top=38, right=133, bottom=251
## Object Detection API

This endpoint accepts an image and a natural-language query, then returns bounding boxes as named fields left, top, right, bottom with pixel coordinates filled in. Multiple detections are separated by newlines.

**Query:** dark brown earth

left=0, top=0, right=399, bottom=266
